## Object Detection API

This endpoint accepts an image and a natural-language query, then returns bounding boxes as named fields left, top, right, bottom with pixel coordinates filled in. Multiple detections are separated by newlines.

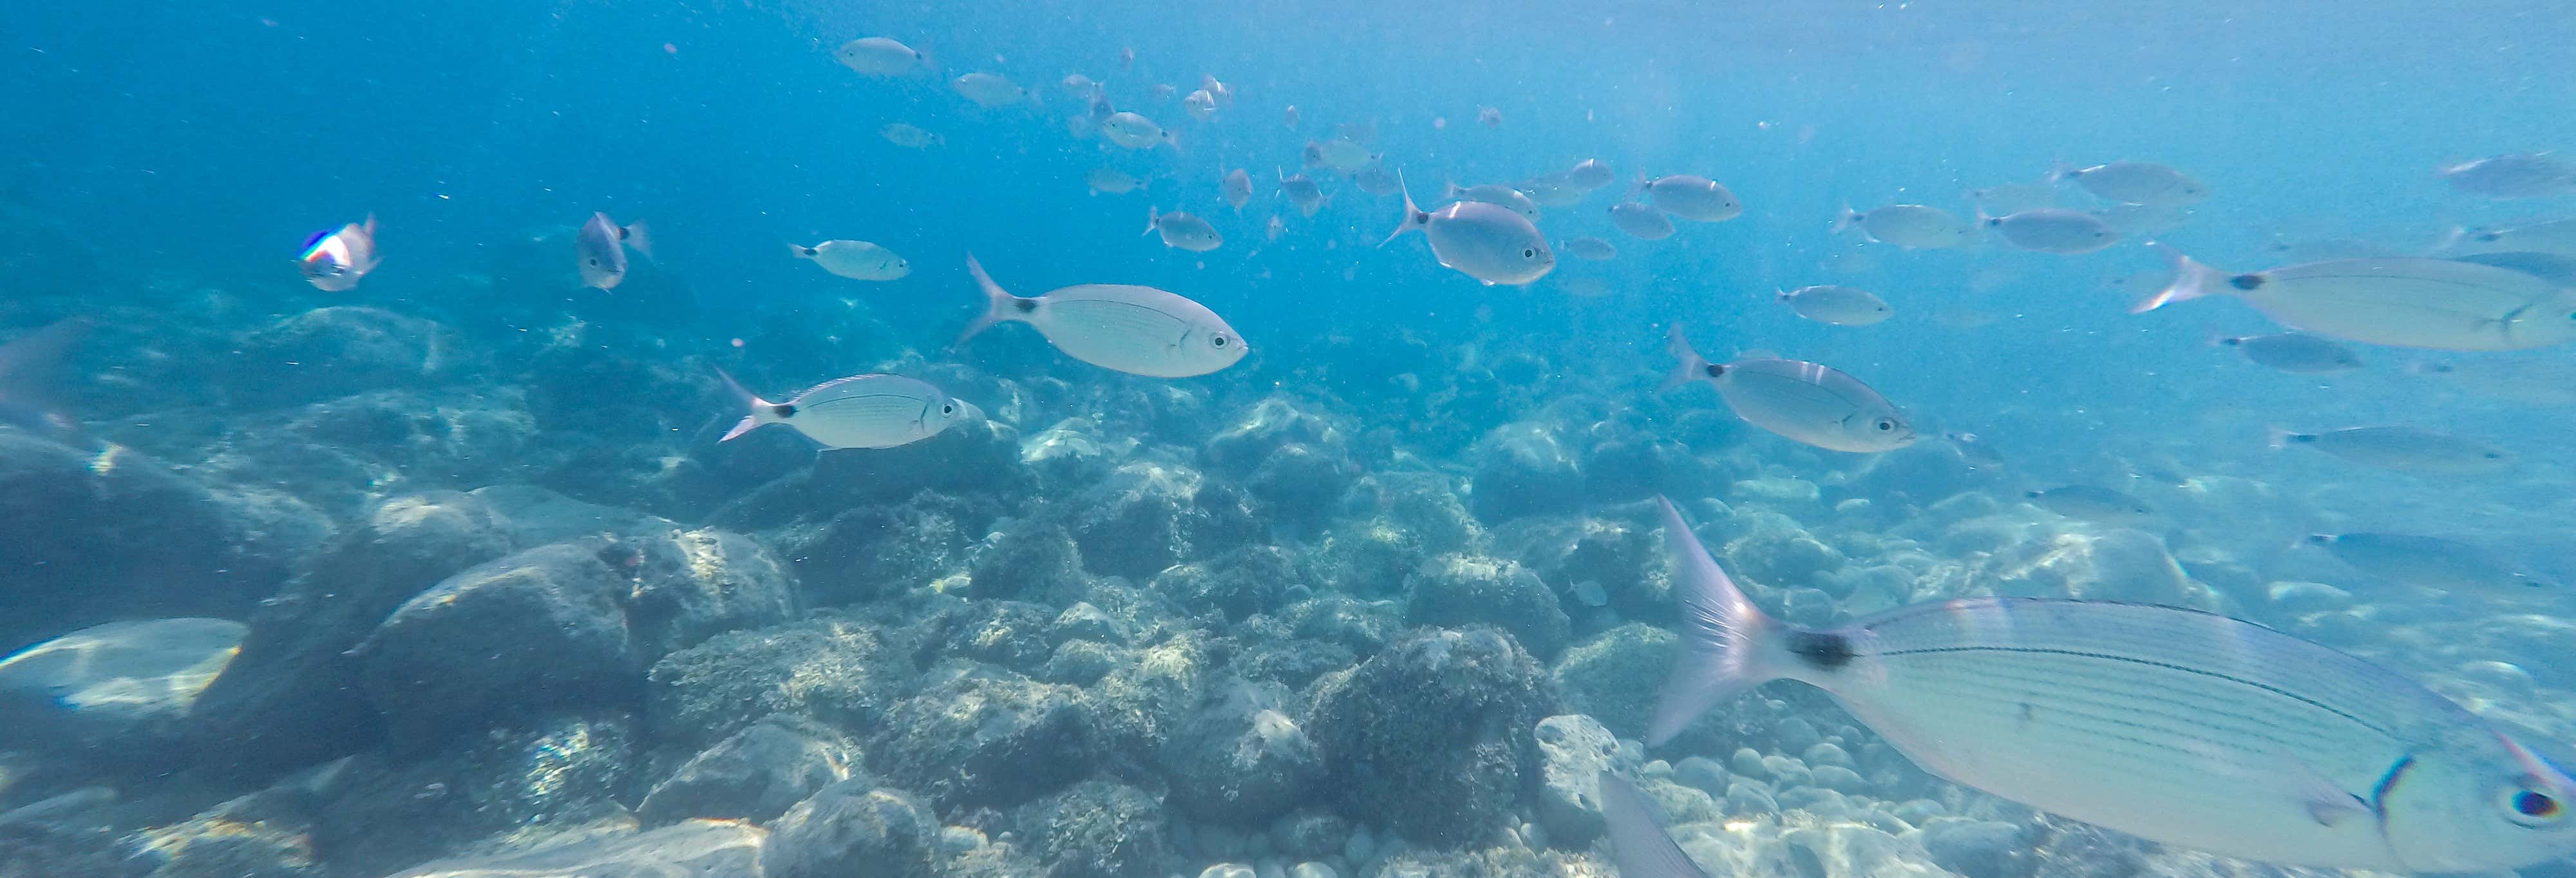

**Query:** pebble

left=1810, top=765, right=1869, bottom=792
left=1724, top=780, right=1779, bottom=814
left=1341, top=828, right=1374, bottom=868
left=1801, top=741, right=1853, bottom=768
left=1761, top=754, right=1814, bottom=788
left=1673, top=755, right=1730, bottom=796
left=939, top=826, right=987, bottom=854
left=1201, top=865, right=1257, bottom=878
left=1729, top=747, right=1768, bottom=778
left=1292, top=863, right=1340, bottom=878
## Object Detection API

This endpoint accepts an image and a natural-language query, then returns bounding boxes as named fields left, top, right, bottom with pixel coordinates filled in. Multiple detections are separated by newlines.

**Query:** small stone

left=1761, top=754, right=1813, bottom=789
left=1723, top=781, right=1777, bottom=814
left=1728, top=747, right=1768, bottom=778
left=1801, top=741, right=1853, bottom=768
left=1200, top=865, right=1256, bottom=878
left=1810, top=765, right=1869, bottom=793
left=1920, top=818, right=2038, bottom=878
left=1291, top=863, right=1340, bottom=878
left=1672, top=756, right=1728, bottom=796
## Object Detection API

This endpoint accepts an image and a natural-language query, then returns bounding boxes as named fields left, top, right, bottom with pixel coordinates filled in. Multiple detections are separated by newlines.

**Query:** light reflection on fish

left=297, top=215, right=380, bottom=292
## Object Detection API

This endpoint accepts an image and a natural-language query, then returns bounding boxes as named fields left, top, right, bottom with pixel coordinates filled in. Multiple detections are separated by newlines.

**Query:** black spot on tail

left=771, top=404, right=797, bottom=418
left=1014, top=298, right=1038, bottom=314
left=1705, top=363, right=1725, bottom=378
left=2230, top=274, right=2266, bottom=291
left=2287, top=433, right=2316, bottom=443
left=1785, top=630, right=1854, bottom=670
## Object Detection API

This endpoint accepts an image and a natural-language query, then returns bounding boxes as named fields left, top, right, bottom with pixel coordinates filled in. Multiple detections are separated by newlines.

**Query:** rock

left=763, top=780, right=938, bottom=878
left=1291, top=863, right=1340, bottom=878
left=1723, top=518, right=1848, bottom=591
left=1548, top=624, right=1676, bottom=740
left=226, top=306, right=456, bottom=410
left=1204, top=396, right=1345, bottom=474
left=775, top=493, right=974, bottom=606
left=869, top=666, right=1097, bottom=808
left=616, top=527, right=798, bottom=656
left=1267, top=811, right=1351, bottom=862
left=310, top=712, right=639, bottom=877
left=0, top=618, right=242, bottom=761
left=1281, top=594, right=1400, bottom=656
left=1673, top=756, right=1729, bottom=797
left=1153, top=546, right=1308, bottom=622
left=1048, top=602, right=1129, bottom=645
left=1531, top=714, right=1623, bottom=846
left=1842, top=441, right=1989, bottom=509
left=1989, top=528, right=2206, bottom=607
left=351, top=540, right=645, bottom=748
left=1091, top=633, right=1213, bottom=776
left=1022, top=417, right=1135, bottom=492
left=1918, top=818, right=2038, bottom=878
left=1307, top=627, right=1562, bottom=848
left=1068, top=461, right=1261, bottom=580
left=924, top=600, right=1060, bottom=672
left=1247, top=444, right=1359, bottom=530
left=1468, top=422, right=1584, bottom=523
left=709, top=417, right=1027, bottom=530
left=1810, top=765, right=1869, bottom=793
left=1401, top=555, right=1571, bottom=660
left=636, top=716, right=860, bottom=826
left=381, top=819, right=763, bottom=878
left=2266, top=580, right=2353, bottom=614
left=1491, top=513, right=1664, bottom=619
left=1202, top=864, right=1258, bottom=878
left=1017, top=780, right=1179, bottom=878
left=644, top=615, right=913, bottom=750
left=126, top=782, right=323, bottom=878
left=1578, top=422, right=1695, bottom=504
left=968, top=517, right=1093, bottom=603
left=1162, top=679, right=1323, bottom=826
left=1040, top=640, right=1128, bottom=686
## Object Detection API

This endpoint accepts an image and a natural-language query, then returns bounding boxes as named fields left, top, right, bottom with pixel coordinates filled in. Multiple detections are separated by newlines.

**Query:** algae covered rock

left=1401, top=554, right=1571, bottom=660
left=764, top=780, right=939, bottom=878
left=867, top=665, right=1098, bottom=808
left=1306, top=627, right=1562, bottom=848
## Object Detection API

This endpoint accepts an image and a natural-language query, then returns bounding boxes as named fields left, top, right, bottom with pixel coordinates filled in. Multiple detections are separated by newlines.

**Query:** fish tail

left=1657, top=323, right=1712, bottom=394
left=786, top=242, right=814, bottom=260
left=1380, top=169, right=1425, bottom=247
left=622, top=220, right=655, bottom=262
left=2130, top=242, right=2224, bottom=314
left=1828, top=204, right=1859, bottom=235
left=1647, top=495, right=1796, bottom=747
left=713, top=367, right=773, bottom=443
left=2265, top=426, right=2316, bottom=451
left=2047, top=155, right=2076, bottom=182
left=1144, top=206, right=1160, bottom=236
left=955, top=253, right=1025, bottom=347
left=361, top=213, right=378, bottom=238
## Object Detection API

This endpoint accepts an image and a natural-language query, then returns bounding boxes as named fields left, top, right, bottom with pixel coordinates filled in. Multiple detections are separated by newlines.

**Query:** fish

left=1477, top=106, right=1502, bottom=128
left=1144, top=207, right=1224, bottom=253
left=1610, top=202, right=1676, bottom=240
left=1777, top=285, right=1893, bottom=326
left=1982, top=208, right=2119, bottom=254
left=715, top=368, right=968, bottom=450
left=957, top=253, right=1247, bottom=378
left=1660, top=325, right=1915, bottom=453
left=1636, top=174, right=1741, bottom=222
left=575, top=212, right=652, bottom=291
left=1383, top=173, right=1555, bottom=286
left=1220, top=168, right=1253, bottom=212
left=949, top=72, right=1026, bottom=108
left=1085, top=167, right=1148, bottom=196
left=1831, top=204, right=1973, bottom=249
left=2024, top=486, right=2155, bottom=526
left=1337, top=119, right=1377, bottom=144
left=1645, top=496, right=2576, bottom=873
left=2052, top=160, right=2209, bottom=207
left=1349, top=166, right=1401, bottom=196
left=1303, top=138, right=1377, bottom=173
left=1182, top=88, right=1217, bottom=121
left=835, top=37, right=928, bottom=75
left=2449, top=218, right=2576, bottom=259
left=1282, top=104, right=1300, bottom=129
left=1945, top=431, right=2005, bottom=468
left=2440, top=153, right=2576, bottom=199
left=787, top=240, right=909, bottom=281
left=1441, top=181, right=1540, bottom=220
left=1517, top=173, right=1587, bottom=207
left=1562, top=236, right=1618, bottom=261
left=1564, top=158, right=1615, bottom=191
left=2216, top=332, right=2362, bottom=374
left=1119, top=46, right=1135, bottom=70
left=878, top=122, right=942, bottom=149
left=0, top=317, right=93, bottom=434
left=1600, top=770, right=1714, bottom=878
left=1150, top=83, right=1177, bottom=101
left=2273, top=426, right=2512, bottom=475
left=1100, top=112, right=1178, bottom=151
left=2450, top=251, right=2576, bottom=287
left=2407, top=356, right=2576, bottom=407
left=2135, top=245, right=2576, bottom=351
left=2307, top=533, right=2557, bottom=591
left=1059, top=73, right=1097, bottom=97
left=1198, top=74, right=1233, bottom=106
left=1971, top=178, right=2060, bottom=215
left=297, top=215, right=381, bottom=292
left=2090, top=204, right=2193, bottom=237
left=1264, top=215, right=1285, bottom=242
left=1278, top=169, right=1329, bottom=217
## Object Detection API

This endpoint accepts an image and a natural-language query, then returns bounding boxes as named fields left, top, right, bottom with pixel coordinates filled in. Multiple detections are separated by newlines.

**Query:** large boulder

left=1468, top=422, right=1584, bottom=524
left=1159, top=678, right=1322, bottom=826
left=1068, top=461, right=1261, bottom=580
left=349, top=541, right=644, bottom=748
left=636, top=715, right=861, bottom=826
left=1306, top=627, right=1562, bottom=848
left=645, top=615, right=914, bottom=750
left=0, top=618, right=243, bottom=766
left=762, top=780, right=939, bottom=878
left=1530, top=714, right=1625, bottom=847
left=1014, top=780, right=1179, bottom=878
left=867, top=665, right=1098, bottom=809
left=1401, top=555, right=1571, bottom=660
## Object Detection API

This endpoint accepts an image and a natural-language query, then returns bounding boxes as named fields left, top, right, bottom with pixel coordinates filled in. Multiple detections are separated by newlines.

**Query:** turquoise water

left=3, top=2, right=2575, bottom=877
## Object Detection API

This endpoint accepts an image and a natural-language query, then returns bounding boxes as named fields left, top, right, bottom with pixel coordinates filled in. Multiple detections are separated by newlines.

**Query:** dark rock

left=968, top=518, right=1093, bottom=604
left=868, top=665, right=1096, bottom=809
left=616, top=527, right=797, bottom=656
left=1016, top=780, right=1178, bottom=878
left=776, top=492, right=974, bottom=606
left=1468, top=422, right=1584, bottom=524
left=1068, top=461, right=1261, bottom=580
left=1401, top=555, right=1571, bottom=660
left=636, top=716, right=860, bottom=826
left=1160, top=678, right=1321, bottom=826
left=709, top=419, right=1026, bottom=531
left=1039, top=640, right=1129, bottom=686
left=1221, top=615, right=1356, bottom=688
left=1247, top=444, right=1359, bottom=531
left=923, top=600, right=1059, bottom=673
left=762, top=780, right=938, bottom=878
left=1549, top=624, right=1678, bottom=740
left=351, top=540, right=644, bottom=748
left=1306, top=627, right=1562, bottom=848
left=1920, top=818, right=2040, bottom=878
left=1492, top=511, right=1666, bottom=620
left=1152, top=545, right=1308, bottom=622
left=310, top=712, right=638, bottom=878
left=645, top=615, right=913, bottom=750
left=1202, top=396, right=1345, bottom=475
left=1280, top=595, right=1399, bottom=656
left=1090, top=633, right=1212, bottom=779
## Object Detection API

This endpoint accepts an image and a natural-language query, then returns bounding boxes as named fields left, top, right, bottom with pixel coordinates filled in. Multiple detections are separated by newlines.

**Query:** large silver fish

left=1646, top=495, right=2576, bottom=872
left=2136, top=245, right=2576, bottom=351
left=1600, top=770, right=1712, bottom=878
left=1383, top=173, right=1554, bottom=286
left=958, top=253, right=1246, bottom=377
left=716, top=369, right=966, bottom=450
left=2309, top=532, right=2557, bottom=592
left=1660, top=325, right=1915, bottom=453
left=1634, top=173, right=1741, bottom=222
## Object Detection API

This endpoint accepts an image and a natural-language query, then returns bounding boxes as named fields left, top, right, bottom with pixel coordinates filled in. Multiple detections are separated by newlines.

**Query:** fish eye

left=942, top=403, right=955, bottom=415
left=587, top=258, right=601, bottom=267
left=1522, top=248, right=1537, bottom=258
left=2503, top=783, right=2567, bottom=826
left=1212, top=334, right=1229, bottom=347
left=1874, top=418, right=1897, bottom=432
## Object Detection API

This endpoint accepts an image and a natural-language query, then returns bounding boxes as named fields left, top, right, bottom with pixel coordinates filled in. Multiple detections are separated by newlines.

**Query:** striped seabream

left=958, top=254, right=1248, bottom=378
left=1647, top=496, right=2576, bottom=872
left=715, top=370, right=971, bottom=450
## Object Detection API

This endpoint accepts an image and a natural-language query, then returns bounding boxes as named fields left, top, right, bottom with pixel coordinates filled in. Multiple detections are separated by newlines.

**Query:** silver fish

left=1647, top=496, right=2576, bottom=872
left=2441, top=153, right=2576, bottom=199
left=1144, top=207, right=1223, bottom=252
left=1303, top=138, right=1377, bottom=172
left=1278, top=169, right=1328, bottom=217
left=2275, top=426, right=2511, bottom=475
left=1983, top=207, right=2118, bottom=254
left=1383, top=173, right=1554, bottom=286
left=1517, top=173, right=1588, bottom=207
left=1221, top=168, right=1253, bottom=213
left=1777, top=285, right=1893, bottom=326
left=878, top=122, right=941, bottom=149
left=1101, top=111, right=1177, bottom=150
left=1564, top=158, right=1615, bottom=191
left=1832, top=204, right=1973, bottom=250
left=2217, top=332, right=2361, bottom=374
left=1282, top=104, right=1300, bottom=129
left=1600, top=771, right=1712, bottom=878
left=787, top=240, right=908, bottom=281
left=1085, top=167, right=1148, bottom=196
left=575, top=212, right=652, bottom=290
left=950, top=72, right=1025, bottom=108
left=1660, top=325, right=1915, bottom=453
left=835, top=37, right=927, bottom=76
left=1349, top=166, right=1401, bottom=196
left=2450, top=218, right=2576, bottom=259
left=716, top=369, right=967, bottom=450
left=1182, top=88, right=1217, bottom=121
left=1059, top=73, right=1097, bottom=97
left=297, top=215, right=381, bottom=292
left=1562, top=236, right=1618, bottom=261
left=958, top=254, right=1247, bottom=377
left=1441, top=181, right=1540, bottom=220
left=2054, top=160, right=2209, bottom=207
left=2138, top=246, right=2576, bottom=351
left=1610, top=202, right=1676, bottom=240
left=2309, top=532, right=2557, bottom=591
left=1476, top=106, right=1502, bottom=128
left=1636, top=173, right=1740, bottom=222
left=2024, top=486, right=2155, bottom=526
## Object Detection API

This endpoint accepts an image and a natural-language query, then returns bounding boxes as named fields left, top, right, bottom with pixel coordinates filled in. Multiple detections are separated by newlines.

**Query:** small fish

left=0, top=317, right=93, bottom=434
left=1660, top=325, right=1914, bottom=453
left=1441, top=181, right=1540, bottom=220
left=1349, top=166, right=1401, bottom=196
left=1562, top=236, right=1618, bottom=261
left=835, top=37, right=928, bottom=75
left=950, top=72, right=1026, bottom=108
left=1119, top=46, right=1135, bottom=70
left=1277, top=168, right=1329, bottom=217
left=1970, top=178, right=2059, bottom=215
left=297, top=215, right=380, bottom=292
left=1221, top=168, right=1253, bottom=212
left=1635, top=173, right=1741, bottom=222
left=2053, top=160, right=2209, bottom=207
left=2216, top=332, right=2361, bottom=374
left=1777, top=285, right=1893, bottom=326
left=717, top=369, right=967, bottom=450
left=1182, top=89, right=1217, bottom=121
left=1282, top=104, right=1300, bottom=129
left=1101, top=111, right=1177, bottom=151
left=1338, top=119, right=1378, bottom=144
left=878, top=122, right=942, bottom=149
left=1982, top=208, right=2119, bottom=254
left=2450, top=218, right=2576, bottom=259
left=575, top=212, right=652, bottom=291
left=1609, top=202, right=1676, bottom=240
left=1059, top=73, right=1097, bottom=97
left=2025, top=486, right=2155, bottom=526
left=958, top=254, right=1247, bottom=377
left=1384, top=173, right=1555, bottom=286
left=1600, top=771, right=1714, bottom=878
left=1644, top=496, right=2576, bottom=872
left=1832, top=204, right=1973, bottom=249
left=1476, top=106, right=1502, bottom=128
left=1553, top=275, right=1613, bottom=298
left=1264, top=215, right=1285, bottom=241
left=1946, top=431, right=2005, bottom=467
left=787, top=240, right=909, bottom=281
left=2275, top=426, right=2512, bottom=475
left=1150, top=82, right=1178, bottom=101
left=2407, top=356, right=2576, bottom=407
left=1517, top=173, right=1587, bottom=207
left=1085, top=167, right=1148, bottom=196
left=1303, top=138, right=1377, bottom=173
left=2440, top=153, right=2576, bottom=199
left=1145, top=207, right=1224, bottom=252
left=2090, top=203, right=2193, bottom=236
left=2308, top=532, right=2557, bottom=591
left=1564, top=158, right=1615, bottom=191
left=1198, top=74, right=1233, bottom=106
left=2136, top=245, right=2576, bottom=351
